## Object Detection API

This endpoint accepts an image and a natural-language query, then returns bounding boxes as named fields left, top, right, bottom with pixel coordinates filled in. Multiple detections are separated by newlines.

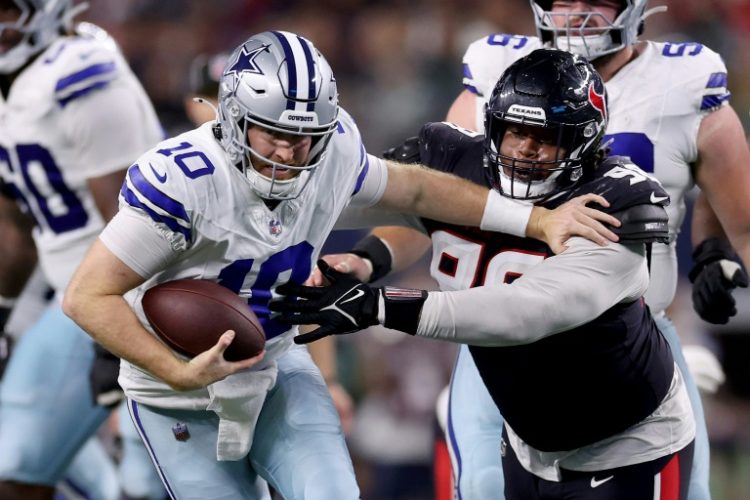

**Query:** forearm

left=378, top=160, right=532, bottom=236
left=65, top=290, right=184, bottom=385
left=371, top=226, right=431, bottom=274
left=415, top=240, right=648, bottom=345
left=691, top=192, right=727, bottom=246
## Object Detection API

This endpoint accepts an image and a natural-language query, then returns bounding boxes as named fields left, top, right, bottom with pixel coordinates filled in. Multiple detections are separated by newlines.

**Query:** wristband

left=350, top=235, right=394, bottom=283
left=378, top=286, right=429, bottom=335
left=480, top=189, right=533, bottom=237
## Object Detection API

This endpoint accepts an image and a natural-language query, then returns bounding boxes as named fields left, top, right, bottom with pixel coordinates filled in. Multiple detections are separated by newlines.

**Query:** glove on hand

left=689, top=238, right=748, bottom=324
left=270, top=260, right=380, bottom=344
left=0, top=331, right=13, bottom=380
left=90, top=343, right=124, bottom=409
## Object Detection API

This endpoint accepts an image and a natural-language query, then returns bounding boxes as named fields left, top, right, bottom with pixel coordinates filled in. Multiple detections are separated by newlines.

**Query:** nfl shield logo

left=269, top=218, right=282, bottom=236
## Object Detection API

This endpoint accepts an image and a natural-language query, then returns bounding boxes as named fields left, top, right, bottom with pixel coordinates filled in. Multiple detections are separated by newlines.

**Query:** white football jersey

left=0, top=33, right=163, bottom=293
left=462, top=35, right=730, bottom=313
left=102, top=110, right=382, bottom=407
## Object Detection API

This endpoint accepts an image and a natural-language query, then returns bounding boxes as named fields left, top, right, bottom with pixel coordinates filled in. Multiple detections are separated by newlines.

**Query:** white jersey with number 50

left=0, top=32, right=163, bottom=294
left=462, top=35, right=730, bottom=313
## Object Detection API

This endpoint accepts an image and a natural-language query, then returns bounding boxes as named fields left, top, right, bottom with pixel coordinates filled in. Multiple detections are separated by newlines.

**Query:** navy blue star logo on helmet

left=226, top=44, right=270, bottom=76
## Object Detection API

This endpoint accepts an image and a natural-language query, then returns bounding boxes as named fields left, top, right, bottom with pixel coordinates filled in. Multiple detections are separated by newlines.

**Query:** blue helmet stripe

left=271, top=31, right=298, bottom=110
left=55, top=62, right=116, bottom=93
left=127, top=165, right=190, bottom=223
left=297, top=35, right=317, bottom=112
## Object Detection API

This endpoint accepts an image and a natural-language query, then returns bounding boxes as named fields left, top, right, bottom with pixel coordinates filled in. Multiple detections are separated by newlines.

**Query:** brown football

left=142, top=279, right=265, bottom=361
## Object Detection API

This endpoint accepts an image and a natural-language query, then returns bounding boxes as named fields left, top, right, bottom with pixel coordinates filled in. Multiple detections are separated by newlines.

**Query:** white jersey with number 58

left=462, top=35, right=730, bottom=313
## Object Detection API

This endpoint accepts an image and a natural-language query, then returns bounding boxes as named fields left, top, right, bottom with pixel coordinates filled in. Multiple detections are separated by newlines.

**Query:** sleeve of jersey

left=99, top=209, right=178, bottom=278
left=60, top=48, right=163, bottom=178
left=117, top=160, right=194, bottom=252
left=462, top=37, right=495, bottom=97
left=678, top=45, right=731, bottom=113
left=415, top=238, right=649, bottom=346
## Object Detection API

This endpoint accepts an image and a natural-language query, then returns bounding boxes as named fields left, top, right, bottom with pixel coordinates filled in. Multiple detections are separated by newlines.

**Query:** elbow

left=61, top=283, right=84, bottom=324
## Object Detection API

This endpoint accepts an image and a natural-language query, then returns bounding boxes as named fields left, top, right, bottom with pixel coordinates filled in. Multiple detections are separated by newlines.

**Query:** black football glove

left=0, top=306, right=13, bottom=379
left=689, top=237, right=749, bottom=324
left=382, top=136, right=421, bottom=163
left=90, top=343, right=123, bottom=409
left=270, top=260, right=429, bottom=344
left=270, top=260, right=380, bottom=344
left=0, top=331, right=12, bottom=380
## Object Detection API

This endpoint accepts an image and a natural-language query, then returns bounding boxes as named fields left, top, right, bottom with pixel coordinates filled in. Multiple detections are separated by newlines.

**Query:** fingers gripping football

left=271, top=260, right=380, bottom=344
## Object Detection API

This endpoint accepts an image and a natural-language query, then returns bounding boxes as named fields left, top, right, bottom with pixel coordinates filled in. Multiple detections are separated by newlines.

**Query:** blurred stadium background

left=78, top=1, right=750, bottom=498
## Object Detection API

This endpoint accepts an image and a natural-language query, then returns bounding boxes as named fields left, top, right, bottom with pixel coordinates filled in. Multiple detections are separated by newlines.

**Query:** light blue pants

left=446, top=314, right=711, bottom=500
left=0, top=304, right=164, bottom=499
left=127, top=345, right=359, bottom=500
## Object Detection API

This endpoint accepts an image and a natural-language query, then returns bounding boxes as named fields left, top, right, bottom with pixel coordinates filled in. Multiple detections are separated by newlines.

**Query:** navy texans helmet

left=218, top=30, right=339, bottom=200
left=484, top=48, right=608, bottom=200
left=530, top=0, right=666, bottom=60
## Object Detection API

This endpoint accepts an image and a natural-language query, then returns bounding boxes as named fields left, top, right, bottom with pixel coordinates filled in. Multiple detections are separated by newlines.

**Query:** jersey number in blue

left=218, top=241, right=314, bottom=340
left=0, top=144, right=88, bottom=233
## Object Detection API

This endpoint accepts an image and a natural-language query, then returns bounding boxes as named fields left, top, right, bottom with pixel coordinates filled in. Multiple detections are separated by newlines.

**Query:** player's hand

left=172, top=331, right=265, bottom=391
left=0, top=331, right=13, bottom=380
left=528, top=193, right=620, bottom=254
left=689, top=237, right=749, bottom=324
left=89, top=343, right=124, bottom=409
left=306, top=253, right=373, bottom=286
left=270, top=260, right=380, bottom=344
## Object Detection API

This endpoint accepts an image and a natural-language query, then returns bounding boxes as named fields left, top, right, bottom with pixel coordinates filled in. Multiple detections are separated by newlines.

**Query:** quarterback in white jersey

left=64, top=30, right=618, bottom=499
left=0, top=2, right=164, bottom=500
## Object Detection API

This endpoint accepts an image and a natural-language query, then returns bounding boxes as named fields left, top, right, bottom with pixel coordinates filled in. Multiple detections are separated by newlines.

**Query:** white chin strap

left=499, top=168, right=561, bottom=199
left=554, top=33, right=618, bottom=60
left=0, top=42, right=36, bottom=74
left=244, top=164, right=302, bottom=199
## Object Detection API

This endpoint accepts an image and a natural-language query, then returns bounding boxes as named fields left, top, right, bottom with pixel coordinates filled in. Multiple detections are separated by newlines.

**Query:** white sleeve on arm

left=416, top=237, right=650, bottom=346
left=99, top=208, right=178, bottom=278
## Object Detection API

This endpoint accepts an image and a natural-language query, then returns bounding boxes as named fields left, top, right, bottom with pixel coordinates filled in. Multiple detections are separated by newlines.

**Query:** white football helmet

left=217, top=30, right=339, bottom=200
left=530, top=0, right=667, bottom=60
left=0, top=0, right=85, bottom=74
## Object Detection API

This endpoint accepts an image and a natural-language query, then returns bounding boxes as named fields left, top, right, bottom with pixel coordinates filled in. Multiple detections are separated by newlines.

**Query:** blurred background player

left=0, top=2, right=165, bottom=499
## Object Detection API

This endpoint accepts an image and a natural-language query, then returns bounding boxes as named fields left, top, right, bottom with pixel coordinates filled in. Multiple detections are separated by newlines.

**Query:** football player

left=271, top=48, right=696, bottom=500
left=0, top=2, right=165, bottom=499
left=63, top=31, right=621, bottom=499
left=312, top=1, right=750, bottom=498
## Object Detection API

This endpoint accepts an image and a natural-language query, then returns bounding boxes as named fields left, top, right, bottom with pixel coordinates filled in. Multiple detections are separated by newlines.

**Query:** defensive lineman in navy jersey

left=273, top=49, right=695, bottom=500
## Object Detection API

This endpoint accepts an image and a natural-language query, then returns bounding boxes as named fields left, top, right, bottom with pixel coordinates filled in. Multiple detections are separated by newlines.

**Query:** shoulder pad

left=418, top=122, right=483, bottom=174
left=382, top=136, right=420, bottom=163
left=554, top=157, right=669, bottom=214
left=611, top=204, right=669, bottom=244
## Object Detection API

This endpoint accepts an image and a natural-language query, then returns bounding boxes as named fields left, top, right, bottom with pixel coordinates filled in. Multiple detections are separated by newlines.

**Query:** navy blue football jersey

left=416, top=122, right=674, bottom=451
